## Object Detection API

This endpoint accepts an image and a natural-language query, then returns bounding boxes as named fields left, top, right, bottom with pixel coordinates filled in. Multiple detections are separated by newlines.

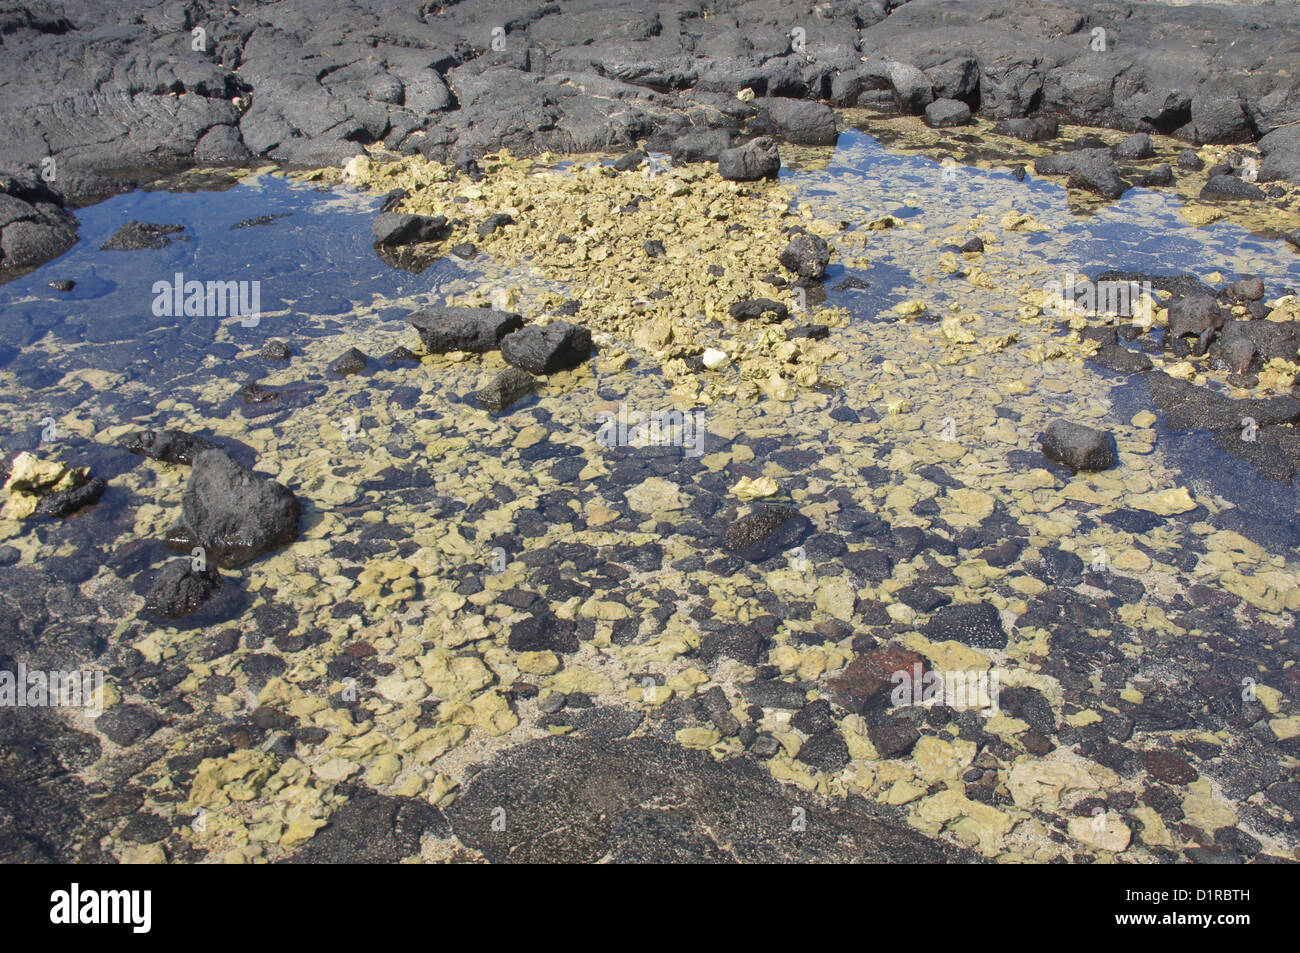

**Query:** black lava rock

left=500, top=321, right=593, bottom=374
left=921, top=602, right=1008, bottom=649
left=1040, top=420, right=1116, bottom=471
left=406, top=307, right=523, bottom=354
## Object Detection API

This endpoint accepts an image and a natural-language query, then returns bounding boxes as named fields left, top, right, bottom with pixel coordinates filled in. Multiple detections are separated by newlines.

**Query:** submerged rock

left=406, top=307, right=523, bottom=354
left=723, top=505, right=811, bottom=562
left=331, top=347, right=369, bottom=376
left=717, top=136, right=780, bottom=181
left=143, top=559, right=221, bottom=618
left=500, top=321, right=593, bottom=374
left=472, top=367, right=535, bottom=413
left=260, top=339, right=291, bottom=361
left=1041, top=420, right=1116, bottom=471
left=778, top=233, right=830, bottom=279
left=169, top=449, right=300, bottom=569
left=828, top=646, right=927, bottom=713
left=922, top=602, right=1007, bottom=649
left=120, top=429, right=220, bottom=466
left=100, top=221, right=184, bottom=251
left=34, top=476, right=105, bottom=517
left=1092, top=343, right=1152, bottom=374
left=371, top=212, right=448, bottom=246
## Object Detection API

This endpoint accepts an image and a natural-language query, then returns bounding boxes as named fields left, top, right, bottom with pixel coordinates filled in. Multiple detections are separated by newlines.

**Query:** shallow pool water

left=3, top=122, right=1298, bottom=864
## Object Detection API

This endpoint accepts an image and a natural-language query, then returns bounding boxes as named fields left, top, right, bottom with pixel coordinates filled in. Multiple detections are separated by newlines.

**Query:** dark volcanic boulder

left=1065, top=157, right=1128, bottom=200
left=1112, top=133, right=1154, bottom=159
left=1259, top=125, right=1300, bottom=184
left=921, top=602, right=1007, bottom=649
left=371, top=213, right=448, bottom=246
left=0, top=172, right=78, bottom=270
left=730, top=298, right=789, bottom=321
left=1167, top=295, right=1224, bottom=353
left=778, top=233, right=830, bottom=279
left=500, top=321, right=593, bottom=374
left=754, top=100, right=837, bottom=145
left=924, top=98, right=972, bottom=128
left=723, top=505, right=811, bottom=562
left=1041, top=420, right=1116, bottom=471
left=406, top=307, right=524, bottom=354
left=1034, top=148, right=1127, bottom=198
left=717, top=136, right=781, bottom=181
left=1199, top=174, right=1264, bottom=201
left=887, top=62, right=933, bottom=114
left=994, top=118, right=1058, bottom=142
left=671, top=129, right=738, bottom=164
left=170, top=450, right=300, bottom=569
left=472, top=367, right=535, bottom=413
left=120, top=429, right=220, bottom=466
left=1033, top=148, right=1110, bottom=176
left=477, top=213, right=514, bottom=239
left=1139, top=164, right=1174, bottom=187
left=143, top=559, right=221, bottom=618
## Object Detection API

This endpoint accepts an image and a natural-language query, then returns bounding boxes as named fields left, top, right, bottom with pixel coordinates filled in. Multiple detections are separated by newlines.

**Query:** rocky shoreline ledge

left=4, top=0, right=1300, bottom=274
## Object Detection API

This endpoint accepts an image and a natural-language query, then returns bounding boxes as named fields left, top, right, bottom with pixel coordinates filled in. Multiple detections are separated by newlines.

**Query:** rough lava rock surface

left=170, top=449, right=301, bottom=569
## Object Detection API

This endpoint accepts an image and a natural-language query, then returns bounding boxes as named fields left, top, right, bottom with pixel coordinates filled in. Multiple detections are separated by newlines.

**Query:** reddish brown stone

left=828, top=646, right=927, bottom=711
left=1188, top=584, right=1240, bottom=609
left=1146, top=749, right=1198, bottom=785
left=1021, top=731, right=1054, bottom=756
left=344, top=641, right=377, bottom=659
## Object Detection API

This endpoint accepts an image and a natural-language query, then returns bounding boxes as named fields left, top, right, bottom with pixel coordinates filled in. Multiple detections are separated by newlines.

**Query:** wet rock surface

left=471, top=367, right=535, bottom=414
left=169, top=449, right=301, bottom=569
left=120, top=429, right=220, bottom=466
left=500, top=321, right=593, bottom=374
left=407, top=307, right=524, bottom=354
left=445, top=734, right=973, bottom=864
left=1041, top=420, right=1116, bottom=472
